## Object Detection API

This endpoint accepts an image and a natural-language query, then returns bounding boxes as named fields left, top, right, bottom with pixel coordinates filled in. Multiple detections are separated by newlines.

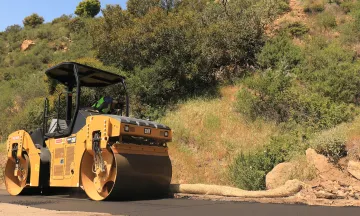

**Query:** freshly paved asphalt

left=0, top=189, right=359, bottom=216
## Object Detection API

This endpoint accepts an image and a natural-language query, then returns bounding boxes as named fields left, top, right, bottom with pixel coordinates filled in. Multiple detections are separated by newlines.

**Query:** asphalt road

left=0, top=189, right=359, bottom=216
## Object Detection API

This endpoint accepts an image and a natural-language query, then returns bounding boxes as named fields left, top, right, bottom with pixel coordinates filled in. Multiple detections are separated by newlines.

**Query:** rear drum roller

left=5, top=154, right=30, bottom=196
left=80, top=148, right=172, bottom=201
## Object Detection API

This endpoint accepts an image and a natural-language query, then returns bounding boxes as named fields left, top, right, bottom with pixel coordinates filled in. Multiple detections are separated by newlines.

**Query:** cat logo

left=66, top=137, right=76, bottom=144
left=144, top=128, right=151, bottom=134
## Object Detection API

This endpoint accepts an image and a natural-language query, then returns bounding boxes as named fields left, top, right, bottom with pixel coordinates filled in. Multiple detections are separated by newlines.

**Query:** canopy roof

left=45, top=62, right=125, bottom=87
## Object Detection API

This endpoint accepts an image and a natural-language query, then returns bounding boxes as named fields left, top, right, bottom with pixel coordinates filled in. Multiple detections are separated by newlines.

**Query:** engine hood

left=104, top=115, right=171, bottom=130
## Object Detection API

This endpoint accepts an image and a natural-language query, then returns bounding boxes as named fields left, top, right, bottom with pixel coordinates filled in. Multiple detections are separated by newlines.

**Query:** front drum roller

left=80, top=149, right=172, bottom=201
left=4, top=154, right=30, bottom=196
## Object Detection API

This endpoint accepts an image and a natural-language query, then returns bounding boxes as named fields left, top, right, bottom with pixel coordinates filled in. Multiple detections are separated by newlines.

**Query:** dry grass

left=161, top=86, right=279, bottom=185
left=0, top=143, right=6, bottom=184
left=289, top=155, right=317, bottom=182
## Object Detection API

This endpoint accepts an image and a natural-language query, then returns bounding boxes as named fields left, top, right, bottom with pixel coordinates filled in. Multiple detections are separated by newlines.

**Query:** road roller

left=4, top=62, right=172, bottom=201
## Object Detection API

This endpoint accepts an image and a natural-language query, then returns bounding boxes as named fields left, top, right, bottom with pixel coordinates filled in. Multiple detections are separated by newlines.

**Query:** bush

left=340, top=0, right=356, bottom=13
left=339, top=22, right=359, bottom=45
left=23, top=13, right=44, bottom=28
left=310, top=128, right=347, bottom=163
left=353, top=10, right=360, bottom=32
left=284, top=22, right=310, bottom=37
left=127, top=0, right=160, bottom=17
left=52, top=14, right=72, bottom=24
left=303, top=0, right=325, bottom=13
left=301, top=41, right=360, bottom=104
left=230, top=152, right=269, bottom=190
left=236, top=68, right=355, bottom=130
left=278, top=0, right=291, bottom=14
left=317, top=12, right=337, bottom=29
left=257, top=35, right=303, bottom=69
left=230, top=134, right=297, bottom=190
left=68, top=17, right=86, bottom=33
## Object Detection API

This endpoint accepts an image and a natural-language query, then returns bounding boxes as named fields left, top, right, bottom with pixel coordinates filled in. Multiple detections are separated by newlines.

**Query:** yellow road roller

left=4, top=62, right=172, bottom=201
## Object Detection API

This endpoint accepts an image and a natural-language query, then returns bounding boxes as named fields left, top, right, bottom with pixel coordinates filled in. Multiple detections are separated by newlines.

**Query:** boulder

left=315, top=190, right=336, bottom=199
left=306, top=148, right=360, bottom=191
left=266, top=162, right=295, bottom=189
left=347, top=160, right=360, bottom=180
left=20, top=40, right=35, bottom=51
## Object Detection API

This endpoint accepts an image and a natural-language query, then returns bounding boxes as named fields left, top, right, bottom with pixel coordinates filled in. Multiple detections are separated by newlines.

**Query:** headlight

left=124, top=125, right=129, bottom=132
left=164, top=131, right=169, bottom=137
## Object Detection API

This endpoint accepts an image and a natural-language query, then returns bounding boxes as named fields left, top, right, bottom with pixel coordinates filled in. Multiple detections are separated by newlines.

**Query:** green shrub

left=301, top=41, right=360, bottom=104
left=127, top=0, right=160, bottom=17
left=52, top=14, right=72, bottom=24
left=317, top=12, right=337, bottom=29
left=310, top=128, right=347, bottom=163
left=68, top=17, right=86, bottom=33
left=257, top=35, right=303, bottom=69
left=13, top=54, right=43, bottom=70
left=230, top=134, right=297, bottom=190
left=278, top=0, right=291, bottom=14
left=339, top=22, right=359, bottom=44
left=236, top=68, right=355, bottom=130
left=304, top=0, right=325, bottom=13
left=36, top=28, right=54, bottom=40
left=285, top=22, right=310, bottom=37
left=230, top=152, right=269, bottom=190
left=353, top=10, right=360, bottom=32
left=340, top=0, right=356, bottom=13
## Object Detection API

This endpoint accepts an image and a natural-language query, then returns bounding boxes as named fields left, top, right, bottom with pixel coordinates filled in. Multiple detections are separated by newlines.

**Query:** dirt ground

left=0, top=203, right=111, bottom=216
left=175, top=192, right=360, bottom=207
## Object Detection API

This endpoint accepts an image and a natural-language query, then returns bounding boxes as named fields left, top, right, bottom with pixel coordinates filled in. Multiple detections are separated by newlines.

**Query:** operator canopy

left=45, top=62, right=125, bottom=87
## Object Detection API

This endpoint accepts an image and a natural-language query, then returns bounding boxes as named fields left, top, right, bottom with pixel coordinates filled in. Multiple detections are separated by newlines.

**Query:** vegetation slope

left=2, top=0, right=360, bottom=190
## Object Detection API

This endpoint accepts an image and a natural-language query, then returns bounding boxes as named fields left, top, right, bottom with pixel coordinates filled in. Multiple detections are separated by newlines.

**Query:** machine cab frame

left=44, top=62, right=130, bottom=139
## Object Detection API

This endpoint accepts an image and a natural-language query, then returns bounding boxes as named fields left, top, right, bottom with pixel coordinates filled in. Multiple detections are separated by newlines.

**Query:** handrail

left=43, top=97, right=49, bottom=139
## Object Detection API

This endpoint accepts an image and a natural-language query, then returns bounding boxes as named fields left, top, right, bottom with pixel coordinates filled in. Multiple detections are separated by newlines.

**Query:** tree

left=23, top=13, right=44, bottom=28
left=52, top=14, right=72, bottom=24
left=75, top=0, right=101, bottom=18
left=5, top=24, right=22, bottom=33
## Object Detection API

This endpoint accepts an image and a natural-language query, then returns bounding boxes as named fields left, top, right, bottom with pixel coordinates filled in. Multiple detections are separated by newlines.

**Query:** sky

left=0, top=0, right=128, bottom=31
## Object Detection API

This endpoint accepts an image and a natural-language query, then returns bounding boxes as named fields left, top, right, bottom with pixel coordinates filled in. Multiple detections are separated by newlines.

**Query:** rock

left=315, top=190, right=337, bottom=199
left=306, top=148, right=333, bottom=174
left=266, top=162, right=295, bottom=189
left=347, top=160, right=360, bottom=180
left=306, top=148, right=358, bottom=186
left=336, top=190, right=347, bottom=199
left=319, top=180, right=339, bottom=193
left=349, top=190, right=355, bottom=198
left=355, top=193, right=360, bottom=200
left=20, top=40, right=35, bottom=51
left=353, top=186, right=360, bottom=192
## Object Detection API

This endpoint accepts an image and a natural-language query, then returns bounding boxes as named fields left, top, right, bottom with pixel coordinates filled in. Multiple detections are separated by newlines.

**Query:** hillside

left=2, top=0, right=360, bottom=191
left=162, top=86, right=278, bottom=185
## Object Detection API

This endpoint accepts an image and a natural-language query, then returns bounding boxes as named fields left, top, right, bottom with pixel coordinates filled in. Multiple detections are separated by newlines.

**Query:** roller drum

left=81, top=150, right=172, bottom=201
left=4, top=154, right=29, bottom=196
